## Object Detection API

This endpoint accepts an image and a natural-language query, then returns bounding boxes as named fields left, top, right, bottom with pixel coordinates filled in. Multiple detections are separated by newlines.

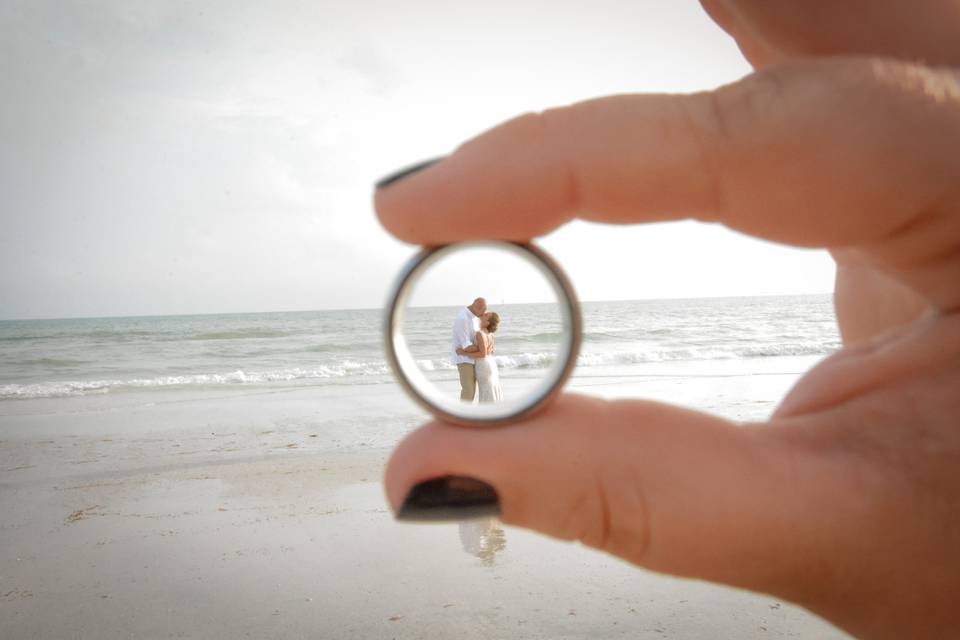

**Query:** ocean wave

left=0, top=329, right=171, bottom=344
left=411, top=341, right=838, bottom=372
left=415, top=353, right=556, bottom=371
left=1, top=341, right=839, bottom=400
left=495, top=353, right=555, bottom=368
left=519, top=331, right=565, bottom=343
left=576, top=341, right=838, bottom=366
left=17, top=357, right=91, bottom=367
left=416, top=359, right=456, bottom=372
left=0, top=361, right=391, bottom=400
left=734, top=342, right=841, bottom=358
left=188, top=329, right=292, bottom=341
left=306, top=340, right=382, bottom=353
left=584, top=327, right=675, bottom=341
left=0, top=334, right=53, bottom=343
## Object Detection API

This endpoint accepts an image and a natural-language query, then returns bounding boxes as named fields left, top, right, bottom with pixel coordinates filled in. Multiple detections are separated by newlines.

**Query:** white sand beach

left=1, top=364, right=849, bottom=639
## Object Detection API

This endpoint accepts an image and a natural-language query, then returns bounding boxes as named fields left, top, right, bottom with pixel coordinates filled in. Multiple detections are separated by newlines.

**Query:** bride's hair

left=486, top=312, right=501, bottom=333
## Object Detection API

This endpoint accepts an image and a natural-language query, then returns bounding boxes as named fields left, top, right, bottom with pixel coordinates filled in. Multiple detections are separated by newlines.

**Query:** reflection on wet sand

left=458, top=518, right=506, bottom=566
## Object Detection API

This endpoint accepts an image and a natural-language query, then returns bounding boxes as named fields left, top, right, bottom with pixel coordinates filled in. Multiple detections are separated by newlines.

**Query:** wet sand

left=0, top=372, right=849, bottom=639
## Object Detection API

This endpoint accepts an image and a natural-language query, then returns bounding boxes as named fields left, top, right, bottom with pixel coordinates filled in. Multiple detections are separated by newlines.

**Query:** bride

left=456, top=312, right=503, bottom=403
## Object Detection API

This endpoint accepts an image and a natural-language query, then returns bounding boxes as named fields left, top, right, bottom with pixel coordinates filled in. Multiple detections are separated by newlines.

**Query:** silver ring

left=384, top=241, right=582, bottom=427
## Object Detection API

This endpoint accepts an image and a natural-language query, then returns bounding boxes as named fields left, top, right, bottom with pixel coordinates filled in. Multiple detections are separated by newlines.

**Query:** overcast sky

left=0, top=0, right=836, bottom=320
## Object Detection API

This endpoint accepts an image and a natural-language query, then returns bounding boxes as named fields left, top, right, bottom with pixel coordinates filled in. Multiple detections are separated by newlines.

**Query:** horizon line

left=0, top=291, right=834, bottom=323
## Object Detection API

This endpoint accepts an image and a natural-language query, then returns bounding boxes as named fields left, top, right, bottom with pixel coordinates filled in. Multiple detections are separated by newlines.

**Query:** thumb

left=385, top=394, right=861, bottom=599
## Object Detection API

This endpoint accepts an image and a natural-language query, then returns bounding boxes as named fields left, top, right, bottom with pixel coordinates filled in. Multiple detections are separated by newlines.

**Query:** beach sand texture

left=0, top=298, right=850, bottom=638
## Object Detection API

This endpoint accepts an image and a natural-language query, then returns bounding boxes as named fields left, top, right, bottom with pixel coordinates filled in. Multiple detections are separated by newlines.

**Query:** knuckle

left=559, top=465, right=652, bottom=566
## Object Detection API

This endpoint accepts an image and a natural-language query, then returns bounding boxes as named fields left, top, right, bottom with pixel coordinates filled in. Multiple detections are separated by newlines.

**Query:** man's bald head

left=469, top=297, right=487, bottom=316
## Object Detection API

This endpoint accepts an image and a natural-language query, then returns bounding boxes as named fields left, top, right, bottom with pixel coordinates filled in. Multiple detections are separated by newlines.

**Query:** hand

left=374, top=3, right=960, bottom=637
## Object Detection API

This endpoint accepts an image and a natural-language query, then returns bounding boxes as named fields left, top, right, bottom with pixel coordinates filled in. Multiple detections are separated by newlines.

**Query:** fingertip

left=382, top=422, right=442, bottom=511
left=374, top=157, right=445, bottom=191
left=382, top=395, right=614, bottom=519
left=394, top=475, right=501, bottom=522
left=373, top=111, right=578, bottom=245
left=373, top=157, right=448, bottom=245
left=383, top=421, right=505, bottom=514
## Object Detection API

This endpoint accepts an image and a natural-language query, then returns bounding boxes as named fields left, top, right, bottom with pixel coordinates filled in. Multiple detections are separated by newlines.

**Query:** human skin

left=457, top=314, right=492, bottom=358
left=457, top=305, right=488, bottom=358
left=374, top=2, right=960, bottom=637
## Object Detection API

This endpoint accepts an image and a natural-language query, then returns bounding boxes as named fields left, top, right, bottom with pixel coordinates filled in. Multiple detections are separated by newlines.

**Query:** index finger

left=374, top=58, right=960, bottom=250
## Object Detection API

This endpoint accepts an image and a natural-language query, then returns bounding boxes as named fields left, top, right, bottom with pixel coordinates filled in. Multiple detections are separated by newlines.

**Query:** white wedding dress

left=475, top=333, right=503, bottom=404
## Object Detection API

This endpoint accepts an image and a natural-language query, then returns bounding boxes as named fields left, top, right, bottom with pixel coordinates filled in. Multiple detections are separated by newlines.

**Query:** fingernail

left=396, top=476, right=500, bottom=522
left=375, top=157, right=444, bottom=190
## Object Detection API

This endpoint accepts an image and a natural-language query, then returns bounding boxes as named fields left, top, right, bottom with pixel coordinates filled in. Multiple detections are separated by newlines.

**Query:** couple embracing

left=452, top=297, right=503, bottom=404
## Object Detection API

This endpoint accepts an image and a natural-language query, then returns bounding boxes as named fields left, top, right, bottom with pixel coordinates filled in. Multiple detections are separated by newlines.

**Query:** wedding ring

left=384, top=241, right=582, bottom=426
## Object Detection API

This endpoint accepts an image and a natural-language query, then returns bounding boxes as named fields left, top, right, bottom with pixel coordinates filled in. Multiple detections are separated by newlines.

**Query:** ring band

left=384, top=241, right=582, bottom=426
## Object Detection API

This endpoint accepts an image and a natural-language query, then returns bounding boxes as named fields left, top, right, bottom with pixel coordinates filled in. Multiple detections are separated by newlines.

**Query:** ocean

left=0, top=295, right=840, bottom=411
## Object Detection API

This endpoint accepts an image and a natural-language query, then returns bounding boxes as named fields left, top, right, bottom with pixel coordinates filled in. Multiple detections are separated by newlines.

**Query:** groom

left=452, top=297, right=486, bottom=402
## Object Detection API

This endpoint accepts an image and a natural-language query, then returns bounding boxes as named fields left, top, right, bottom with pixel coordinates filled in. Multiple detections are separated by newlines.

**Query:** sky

left=406, top=246, right=560, bottom=308
left=0, top=0, right=836, bottom=321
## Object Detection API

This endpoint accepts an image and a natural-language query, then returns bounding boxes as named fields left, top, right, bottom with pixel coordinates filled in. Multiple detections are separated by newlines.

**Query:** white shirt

left=452, top=306, right=481, bottom=366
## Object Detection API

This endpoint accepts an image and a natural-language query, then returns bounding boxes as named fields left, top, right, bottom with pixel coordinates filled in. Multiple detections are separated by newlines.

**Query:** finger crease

left=594, top=473, right=612, bottom=551
left=688, top=91, right=730, bottom=222
left=540, top=106, right=584, bottom=216
left=628, top=465, right=653, bottom=565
